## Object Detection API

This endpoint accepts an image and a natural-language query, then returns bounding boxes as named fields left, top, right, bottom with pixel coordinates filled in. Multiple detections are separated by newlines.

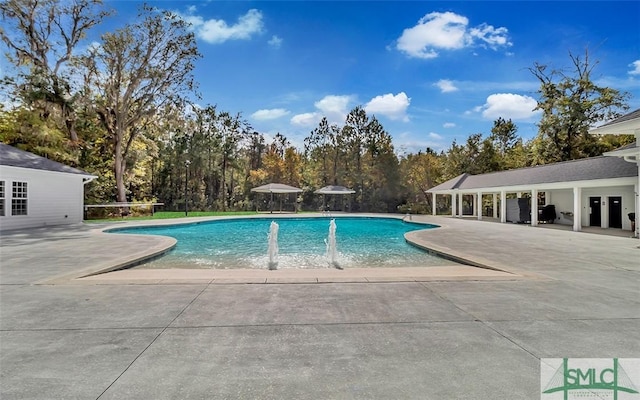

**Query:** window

left=0, top=181, right=4, bottom=216
left=12, top=181, right=27, bottom=216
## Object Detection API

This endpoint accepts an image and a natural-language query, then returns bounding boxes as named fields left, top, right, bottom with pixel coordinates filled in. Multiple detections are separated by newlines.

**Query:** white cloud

left=251, top=108, right=289, bottom=120
left=629, top=60, right=640, bottom=75
left=468, top=23, right=511, bottom=49
left=479, top=93, right=540, bottom=121
left=268, top=35, right=282, bottom=48
left=291, top=112, right=320, bottom=127
left=364, top=92, right=411, bottom=122
left=443, top=122, right=456, bottom=128
left=435, top=79, right=458, bottom=93
left=181, top=9, right=264, bottom=44
left=290, top=95, right=354, bottom=127
left=396, top=11, right=511, bottom=59
left=314, top=94, right=354, bottom=124
left=395, top=134, right=447, bottom=154
left=315, top=95, right=351, bottom=115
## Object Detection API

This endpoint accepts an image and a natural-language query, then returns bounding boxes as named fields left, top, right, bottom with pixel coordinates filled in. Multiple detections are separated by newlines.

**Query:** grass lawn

left=85, top=210, right=258, bottom=222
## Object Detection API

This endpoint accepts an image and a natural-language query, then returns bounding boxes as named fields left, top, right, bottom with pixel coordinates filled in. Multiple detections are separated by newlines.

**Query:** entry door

left=609, top=196, right=622, bottom=229
left=589, top=197, right=601, bottom=227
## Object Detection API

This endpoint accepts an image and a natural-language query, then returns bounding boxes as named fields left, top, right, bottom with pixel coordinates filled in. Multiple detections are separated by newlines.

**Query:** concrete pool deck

left=1, top=214, right=639, bottom=399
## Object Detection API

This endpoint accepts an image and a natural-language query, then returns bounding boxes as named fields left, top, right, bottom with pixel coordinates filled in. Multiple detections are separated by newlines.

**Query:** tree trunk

left=220, top=156, right=227, bottom=211
left=114, top=137, right=127, bottom=203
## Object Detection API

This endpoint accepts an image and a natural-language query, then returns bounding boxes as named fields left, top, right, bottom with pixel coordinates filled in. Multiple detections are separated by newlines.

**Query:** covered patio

left=314, top=185, right=355, bottom=212
left=589, top=108, right=640, bottom=238
left=250, top=183, right=303, bottom=213
left=427, top=156, right=638, bottom=235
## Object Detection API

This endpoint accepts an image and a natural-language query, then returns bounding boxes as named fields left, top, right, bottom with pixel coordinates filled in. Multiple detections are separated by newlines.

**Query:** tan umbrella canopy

left=314, top=185, right=355, bottom=211
left=314, top=185, right=355, bottom=195
left=251, top=183, right=303, bottom=194
left=251, top=183, right=302, bottom=212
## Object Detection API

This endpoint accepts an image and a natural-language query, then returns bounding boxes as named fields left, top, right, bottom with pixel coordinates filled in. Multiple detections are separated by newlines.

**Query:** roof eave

left=589, top=119, right=640, bottom=136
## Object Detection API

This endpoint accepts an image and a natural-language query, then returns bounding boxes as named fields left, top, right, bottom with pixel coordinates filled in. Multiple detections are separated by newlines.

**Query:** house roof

left=589, top=108, right=640, bottom=135
left=428, top=156, right=637, bottom=192
left=598, top=108, right=640, bottom=128
left=613, top=140, right=638, bottom=151
left=0, top=143, right=95, bottom=177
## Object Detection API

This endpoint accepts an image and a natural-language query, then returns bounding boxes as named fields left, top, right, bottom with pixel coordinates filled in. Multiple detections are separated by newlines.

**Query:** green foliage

left=0, top=0, right=112, bottom=142
left=530, top=50, right=630, bottom=162
left=0, top=105, right=78, bottom=164
left=83, top=4, right=200, bottom=202
left=85, top=210, right=258, bottom=222
left=1, top=2, right=632, bottom=214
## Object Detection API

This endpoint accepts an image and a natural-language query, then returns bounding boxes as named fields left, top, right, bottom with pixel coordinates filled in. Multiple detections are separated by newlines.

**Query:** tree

left=283, top=147, right=303, bottom=187
left=83, top=5, right=200, bottom=202
left=0, top=0, right=111, bottom=142
left=530, top=50, right=629, bottom=162
left=304, top=117, right=332, bottom=186
left=361, top=116, right=400, bottom=211
left=342, top=106, right=369, bottom=209
left=399, top=148, right=443, bottom=212
left=214, top=112, right=246, bottom=210
left=490, top=118, right=517, bottom=155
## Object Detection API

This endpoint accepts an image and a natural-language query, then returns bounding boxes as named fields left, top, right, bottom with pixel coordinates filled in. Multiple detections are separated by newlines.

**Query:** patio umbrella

left=252, top=183, right=304, bottom=194
left=251, top=183, right=302, bottom=212
left=314, top=185, right=355, bottom=211
left=314, top=185, right=356, bottom=195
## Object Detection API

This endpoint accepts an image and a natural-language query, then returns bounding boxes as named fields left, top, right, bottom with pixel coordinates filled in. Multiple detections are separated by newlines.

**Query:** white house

left=0, top=143, right=96, bottom=231
left=426, top=154, right=638, bottom=235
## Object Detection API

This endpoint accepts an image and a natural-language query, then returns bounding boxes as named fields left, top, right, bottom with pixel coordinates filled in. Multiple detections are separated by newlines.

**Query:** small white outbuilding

left=0, top=143, right=96, bottom=231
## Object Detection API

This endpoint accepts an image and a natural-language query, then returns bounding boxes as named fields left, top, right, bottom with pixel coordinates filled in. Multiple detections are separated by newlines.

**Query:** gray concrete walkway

left=1, top=214, right=639, bottom=399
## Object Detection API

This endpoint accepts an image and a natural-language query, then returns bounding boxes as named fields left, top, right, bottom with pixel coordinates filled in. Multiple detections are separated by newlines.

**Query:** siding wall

left=0, top=166, right=86, bottom=231
left=582, top=186, right=635, bottom=230
left=547, top=186, right=635, bottom=230
left=547, top=189, right=574, bottom=226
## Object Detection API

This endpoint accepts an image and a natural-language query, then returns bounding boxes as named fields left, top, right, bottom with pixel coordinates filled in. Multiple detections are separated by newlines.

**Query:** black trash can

left=629, top=213, right=636, bottom=232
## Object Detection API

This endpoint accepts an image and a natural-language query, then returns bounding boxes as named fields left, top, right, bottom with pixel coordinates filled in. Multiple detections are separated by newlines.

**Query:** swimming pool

left=110, top=217, right=457, bottom=269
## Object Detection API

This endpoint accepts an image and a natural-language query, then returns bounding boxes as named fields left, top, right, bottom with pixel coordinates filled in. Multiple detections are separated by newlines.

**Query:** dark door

left=609, top=196, right=622, bottom=228
left=589, top=197, right=601, bottom=227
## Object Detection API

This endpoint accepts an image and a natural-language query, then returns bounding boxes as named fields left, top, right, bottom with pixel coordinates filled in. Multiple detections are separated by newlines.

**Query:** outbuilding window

left=11, top=181, right=28, bottom=216
left=0, top=181, right=4, bottom=216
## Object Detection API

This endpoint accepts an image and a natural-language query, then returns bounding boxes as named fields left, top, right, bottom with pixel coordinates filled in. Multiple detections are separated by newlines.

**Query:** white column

left=477, top=192, right=483, bottom=220
left=492, top=194, right=498, bottom=219
left=635, top=181, right=639, bottom=238
left=531, top=189, right=538, bottom=227
left=517, top=192, right=522, bottom=198
left=635, top=135, right=640, bottom=238
left=451, top=193, right=456, bottom=217
left=500, top=190, right=507, bottom=223
left=573, top=186, right=582, bottom=232
left=458, top=192, right=464, bottom=217
left=432, top=192, right=437, bottom=216
left=470, top=194, right=476, bottom=217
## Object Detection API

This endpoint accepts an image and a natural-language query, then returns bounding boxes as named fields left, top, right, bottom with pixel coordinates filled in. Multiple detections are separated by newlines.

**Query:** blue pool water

left=110, top=217, right=456, bottom=269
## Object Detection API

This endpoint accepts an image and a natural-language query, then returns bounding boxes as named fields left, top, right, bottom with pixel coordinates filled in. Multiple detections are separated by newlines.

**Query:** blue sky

left=10, top=1, right=640, bottom=153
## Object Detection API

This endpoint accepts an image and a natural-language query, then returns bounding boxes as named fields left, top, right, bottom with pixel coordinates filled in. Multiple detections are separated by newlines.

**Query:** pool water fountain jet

left=325, top=219, right=342, bottom=269
left=267, top=221, right=279, bottom=270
